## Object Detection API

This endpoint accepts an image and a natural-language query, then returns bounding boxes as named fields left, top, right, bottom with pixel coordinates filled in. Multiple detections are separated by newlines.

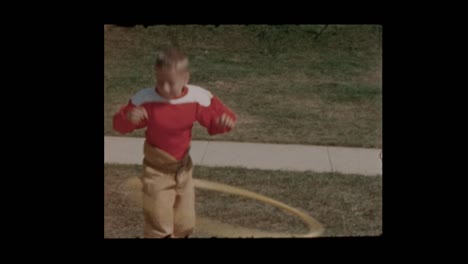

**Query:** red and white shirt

left=113, top=84, right=237, bottom=160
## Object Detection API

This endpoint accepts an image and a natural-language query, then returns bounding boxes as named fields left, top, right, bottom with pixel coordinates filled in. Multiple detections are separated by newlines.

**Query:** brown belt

left=143, top=141, right=193, bottom=175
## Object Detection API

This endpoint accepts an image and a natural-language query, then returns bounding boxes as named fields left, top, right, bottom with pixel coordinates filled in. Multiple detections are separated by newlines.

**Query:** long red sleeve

left=112, top=100, right=147, bottom=134
left=196, top=96, right=237, bottom=135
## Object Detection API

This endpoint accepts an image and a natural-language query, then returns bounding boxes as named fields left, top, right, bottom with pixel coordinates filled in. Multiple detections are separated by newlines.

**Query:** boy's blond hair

left=155, top=48, right=189, bottom=72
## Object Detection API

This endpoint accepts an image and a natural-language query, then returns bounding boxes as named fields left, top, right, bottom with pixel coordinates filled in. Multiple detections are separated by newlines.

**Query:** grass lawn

left=104, top=163, right=382, bottom=238
left=104, top=25, right=382, bottom=148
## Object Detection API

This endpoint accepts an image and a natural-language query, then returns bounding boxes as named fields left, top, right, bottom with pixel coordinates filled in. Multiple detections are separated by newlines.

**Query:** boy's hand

left=127, top=107, right=148, bottom=125
left=217, top=113, right=236, bottom=129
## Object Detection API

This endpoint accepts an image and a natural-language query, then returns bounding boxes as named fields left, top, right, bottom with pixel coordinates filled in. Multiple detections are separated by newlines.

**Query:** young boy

left=113, top=48, right=237, bottom=238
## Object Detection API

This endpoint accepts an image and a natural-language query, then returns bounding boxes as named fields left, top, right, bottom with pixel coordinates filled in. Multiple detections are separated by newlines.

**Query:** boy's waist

left=143, top=140, right=192, bottom=173
left=145, top=132, right=191, bottom=160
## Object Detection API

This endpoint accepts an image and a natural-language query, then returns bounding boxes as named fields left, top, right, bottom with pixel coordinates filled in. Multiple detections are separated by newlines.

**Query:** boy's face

left=155, top=67, right=189, bottom=99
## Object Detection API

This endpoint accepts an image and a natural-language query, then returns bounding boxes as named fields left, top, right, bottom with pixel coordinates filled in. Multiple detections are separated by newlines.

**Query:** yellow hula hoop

left=122, top=176, right=325, bottom=238
left=193, top=178, right=325, bottom=238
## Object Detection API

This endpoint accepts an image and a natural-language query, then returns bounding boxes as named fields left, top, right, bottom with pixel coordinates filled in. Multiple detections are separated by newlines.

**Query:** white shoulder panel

left=130, top=88, right=165, bottom=106
left=169, top=85, right=213, bottom=107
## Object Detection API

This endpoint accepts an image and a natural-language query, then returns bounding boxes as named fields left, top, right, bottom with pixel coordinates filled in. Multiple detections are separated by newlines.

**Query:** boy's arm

left=113, top=100, right=147, bottom=134
left=196, top=96, right=237, bottom=135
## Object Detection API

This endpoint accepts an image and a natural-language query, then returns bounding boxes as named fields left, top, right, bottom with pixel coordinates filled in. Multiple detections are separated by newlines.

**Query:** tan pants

left=140, top=141, right=195, bottom=238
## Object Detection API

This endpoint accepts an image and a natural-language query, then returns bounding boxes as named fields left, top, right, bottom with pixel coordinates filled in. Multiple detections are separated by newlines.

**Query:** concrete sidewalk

left=104, top=136, right=382, bottom=176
